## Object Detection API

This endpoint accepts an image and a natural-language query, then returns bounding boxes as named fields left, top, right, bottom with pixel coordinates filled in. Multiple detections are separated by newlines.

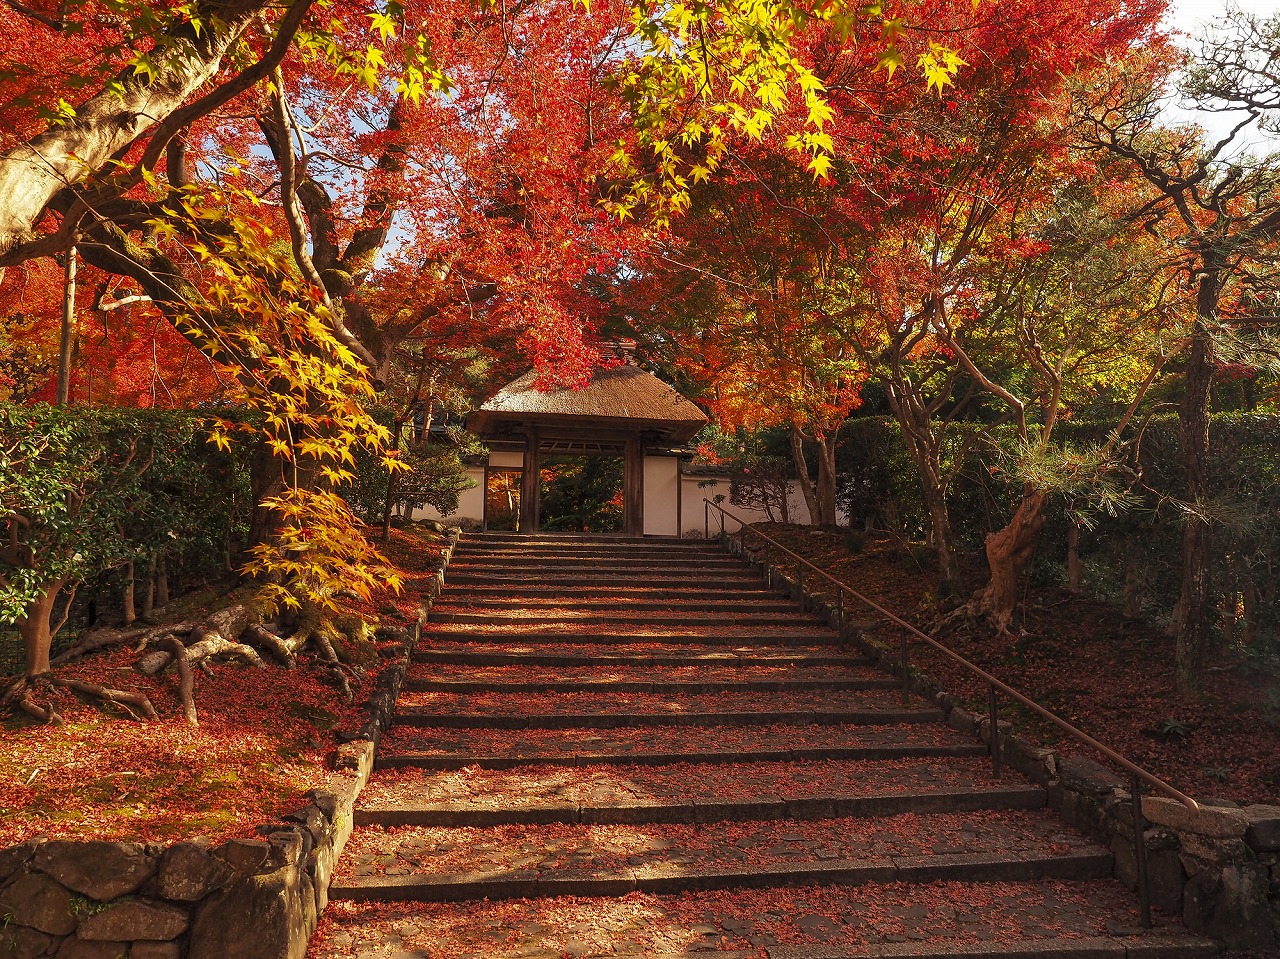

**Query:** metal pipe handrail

left=702, top=498, right=1198, bottom=811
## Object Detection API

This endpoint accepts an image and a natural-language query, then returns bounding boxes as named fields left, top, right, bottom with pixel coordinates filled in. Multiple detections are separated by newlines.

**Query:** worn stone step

left=331, top=849, right=1113, bottom=902
left=404, top=660, right=884, bottom=679
left=355, top=757, right=1043, bottom=827
left=449, top=555, right=746, bottom=569
left=443, top=572, right=764, bottom=588
left=312, top=881, right=1216, bottom=959
left=394, top=686, right=925, bottom=723
left=419, top=632, right=841, bottom=649
left=355, top=786, right=1045, bottom=827
left=432, top=596, right=804, bottom=613
left=464, top=533, right=706, bottom=545
left=441, top=584, right=777, bottom=600
left=335, top=809, right=1113, bottom=900
left=378, top=742, right=988, bottom=769
left=451, top=549, right=731, bottom=563
left=411, top=643, right=872, bottom=668
left=402, top=676, right=895, bottom=694
left=377, top=722, right=981, bottom=769
left=426, top=610, right=814, bottom=627
left=392, top=707, right=937, bottom=730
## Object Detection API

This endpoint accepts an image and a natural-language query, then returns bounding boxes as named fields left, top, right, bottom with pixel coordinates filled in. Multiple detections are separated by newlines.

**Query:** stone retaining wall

left=722, top=532, right=1280, bottom=951
left=0, top=527, right=460, bottom=959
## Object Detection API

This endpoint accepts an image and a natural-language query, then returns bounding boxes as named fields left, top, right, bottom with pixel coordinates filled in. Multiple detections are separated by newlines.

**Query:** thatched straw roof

left=470, top=364, right=707, bottom=443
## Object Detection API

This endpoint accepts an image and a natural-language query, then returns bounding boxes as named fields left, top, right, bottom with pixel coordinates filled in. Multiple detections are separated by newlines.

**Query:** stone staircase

left=312, top=533, right=1217, bottom=959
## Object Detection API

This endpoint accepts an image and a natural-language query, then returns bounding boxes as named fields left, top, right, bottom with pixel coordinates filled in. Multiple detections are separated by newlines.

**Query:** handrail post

left=797, top=564, right=805, bottom=612
left=704, top=500, right=709, bottom=539
left=900, top=631, right=909, bottom=704
left=1132, top=775, right=1152, bottom=927
left=988, top=684, right=1001, bottom=777
left=836, top=588, right=845, bottom=642
left=763, top=542, right=771, bottom=586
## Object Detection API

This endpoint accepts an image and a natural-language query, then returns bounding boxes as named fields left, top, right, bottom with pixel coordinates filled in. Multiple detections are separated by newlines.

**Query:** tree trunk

left=156, top=553, right=170, bottom=607
left=883, top=384, right=962, bottom=591
left=788, top=426, right=821, bottom=526
left=246, top=438, right=287, bottom=549
left=919, top=454, right=962, bottom=591
left=1066, top=521, right=1082, bottom=593
left=382, top=469, right=396, bottom=541
left=18, top=579, right=67, bottom=676
left=980, top=488, right=1048, bottom=633
left=1242, top=579, right=1257, bottom=648
left=1123, top=556, right=1143, bottom=617
left=0, top=1, right=275, bottom=250
left=1175, top=273, right=1217, bottom=691
left=141, top=554, right=157, bottom=618
left=121, top=561, right=137, bottom=626
left=815, top=430, right=839, bottom=526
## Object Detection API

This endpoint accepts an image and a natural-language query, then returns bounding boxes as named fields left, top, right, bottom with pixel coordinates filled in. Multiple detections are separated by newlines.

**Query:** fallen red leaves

left=309, top=878, right=1165, bottom=958
left=335, top=808, right=1086, bottom=881
left=358, top=756, right=1005, bottom=809
left=0, top=523, right=445, bottom=846
left=748, top=524, right=1280, bottom=806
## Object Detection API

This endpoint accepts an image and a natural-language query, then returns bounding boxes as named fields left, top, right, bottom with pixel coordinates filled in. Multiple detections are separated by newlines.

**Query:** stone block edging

left=719, top=532, right=1279, bottom=951
left=0, top=526, right=461, bottom=959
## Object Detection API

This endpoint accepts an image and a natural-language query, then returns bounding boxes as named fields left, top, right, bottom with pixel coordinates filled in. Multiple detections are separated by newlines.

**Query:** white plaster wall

left=642, top=455, right=680, bottom=536
left=488, top=451, right=525, bottom=469
left=410, top=465, right=486, bottom=524
left=679, top=475, right=817, bottom=535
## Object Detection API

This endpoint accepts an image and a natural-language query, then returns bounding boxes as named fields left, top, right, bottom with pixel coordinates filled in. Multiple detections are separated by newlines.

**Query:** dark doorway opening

left=539, top=455, right=624, bottom=533
left=484, top=468, right=522, bottom=531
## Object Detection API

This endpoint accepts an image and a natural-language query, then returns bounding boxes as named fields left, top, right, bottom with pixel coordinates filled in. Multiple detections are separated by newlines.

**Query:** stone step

left=404, top=674, right=896, bottom=692
left=440, top=584, right=777, bottom=600
left=393, top=707, right=938, bottom=730
left=442, top=571, right=764, bottom=587
left=451, top=548, right=730, bottom=562
left=412, top=643, right=872, bottom=668
left=418, top=628, right=841, bottom=646
left=464, top=533, right=707, bottom=546
left=354, top=757, right=1042, bottom=827
left=426, top=609, right=816, bottom=627
left=449, top=555, right=745, bottom=568
left=332, top=809, right=1110, bottom=902
left=431, top=596, right=804, bottom=613
left=331, top=850, right=1114, bottom=903
left=378, top=743, right=988, bottom=770
left=310, top=883, right=1218, bottom=959
left=355, top=786, right=1046, bottom=827
left=376, top=722, right=980, bottom=769
left=393, top=687, right=924, bottom=725
left=404, top=660, right=886, bottom=685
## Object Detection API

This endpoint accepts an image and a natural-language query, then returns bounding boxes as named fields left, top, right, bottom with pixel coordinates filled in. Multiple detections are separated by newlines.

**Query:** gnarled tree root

left=48, top=676, right=158, bottom=720
left=155, top=636, right=197, bottom=726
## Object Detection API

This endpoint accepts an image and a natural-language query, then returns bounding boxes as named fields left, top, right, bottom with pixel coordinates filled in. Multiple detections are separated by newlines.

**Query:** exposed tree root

left=51, top=622, right=193, bottom=668
left=155, top=636, right=197, bottom=726
left=17, top=694, right=61, bottom=724
left=48, top=676, right=157, bottom=720
left=6, top=590, right=379, bottom=723
left=244, top=622, right=302, bottom=668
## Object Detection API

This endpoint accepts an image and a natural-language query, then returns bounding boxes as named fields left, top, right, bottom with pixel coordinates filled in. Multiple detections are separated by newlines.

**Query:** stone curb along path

left=0, top=527, right=462, bottom=959
left=312, top=533, right=1222, bottom=959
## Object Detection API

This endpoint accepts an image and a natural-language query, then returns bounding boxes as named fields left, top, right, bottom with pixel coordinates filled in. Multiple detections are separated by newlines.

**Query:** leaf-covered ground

left=380, top=720, right=973, bottom=758
left=0, top=522, right=446, bottom=846
left=310, top=879, right=1171, bottom=958
left=336, top=808, right=1089, bottom=881
left=746, top=524, right=1280, bottom=805
left=358, top=756, right=1008, bottom=810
